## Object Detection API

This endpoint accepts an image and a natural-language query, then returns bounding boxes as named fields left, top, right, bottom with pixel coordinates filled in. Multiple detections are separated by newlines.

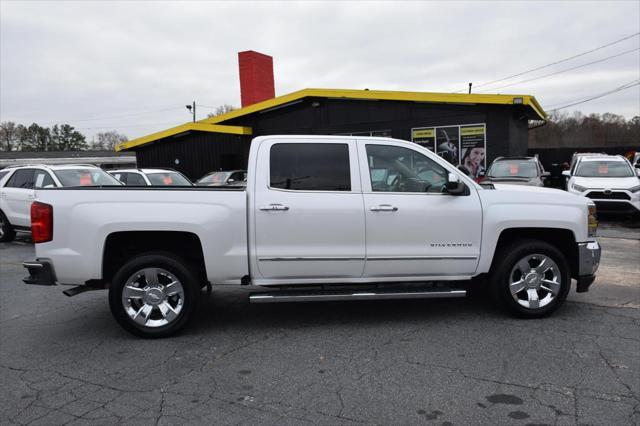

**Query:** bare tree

left=0, top=121, right=24, bottom=151
left=91, top=131, right=128, bottom=151
left=206, top=104, right=236, bottom=118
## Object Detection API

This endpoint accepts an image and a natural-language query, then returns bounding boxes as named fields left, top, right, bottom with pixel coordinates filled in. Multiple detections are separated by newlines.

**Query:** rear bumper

left=575, top=241, right=601, bottom=293
left=23, top=259, right=57, bottom=286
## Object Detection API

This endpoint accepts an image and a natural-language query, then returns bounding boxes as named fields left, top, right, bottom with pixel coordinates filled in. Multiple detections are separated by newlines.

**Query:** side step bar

left=249, top=288, right=466, bottom=304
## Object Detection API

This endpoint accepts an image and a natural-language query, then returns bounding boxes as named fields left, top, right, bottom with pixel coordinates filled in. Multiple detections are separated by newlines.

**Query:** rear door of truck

left=251, top=137, right=366, bottom=281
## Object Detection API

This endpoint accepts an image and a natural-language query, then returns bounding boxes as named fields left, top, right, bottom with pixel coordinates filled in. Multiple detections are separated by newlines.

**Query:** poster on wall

left=459, top=124, right=486, bottom=179
left=410, top=127, right=435, bottom=151
left=435, top=126, right=460, bottom=165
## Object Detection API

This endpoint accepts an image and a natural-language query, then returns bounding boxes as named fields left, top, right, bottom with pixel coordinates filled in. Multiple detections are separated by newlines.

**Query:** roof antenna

left=468, top=83, right=472, bottom=94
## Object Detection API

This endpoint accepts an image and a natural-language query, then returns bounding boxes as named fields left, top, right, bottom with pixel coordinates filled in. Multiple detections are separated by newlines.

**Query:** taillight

left=587, top=204, right=598, bottom=238
left=31, top=202, right=53, bottom=243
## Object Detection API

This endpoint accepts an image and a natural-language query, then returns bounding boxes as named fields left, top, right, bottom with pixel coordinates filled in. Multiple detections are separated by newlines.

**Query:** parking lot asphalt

left=1, top=222, right=639, bottom=425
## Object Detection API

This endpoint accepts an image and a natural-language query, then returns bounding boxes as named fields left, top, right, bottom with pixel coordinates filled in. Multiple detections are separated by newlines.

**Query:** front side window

left=270, top=143, right=351, bottom=191
left=366, top=145, right=448, bottom=193
left=6, top=169, right=35, bottom=189
left=575, top=161, right=634, bottom=177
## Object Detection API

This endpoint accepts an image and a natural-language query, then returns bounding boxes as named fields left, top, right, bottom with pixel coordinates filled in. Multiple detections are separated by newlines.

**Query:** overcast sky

left=1, top=0, right=639, bottom=141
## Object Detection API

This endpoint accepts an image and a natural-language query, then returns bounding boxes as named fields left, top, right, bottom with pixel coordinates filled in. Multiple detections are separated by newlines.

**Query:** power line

left=545, top=79, right=640, bottom=112
left=456, top=32, right=640, bottom=93
left=477, top=47, right=639, bottom=93
left=35, top=106, right=185, bottom=126
left=74, top=121, right=185, bottom=131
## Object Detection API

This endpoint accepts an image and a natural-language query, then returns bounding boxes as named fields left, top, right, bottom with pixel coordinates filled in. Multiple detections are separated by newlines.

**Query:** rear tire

left=0, top=211, right=16, bottom=243
left=490, top=239, right=570, bottom=318
left=108, top=252, right=200, bottom=338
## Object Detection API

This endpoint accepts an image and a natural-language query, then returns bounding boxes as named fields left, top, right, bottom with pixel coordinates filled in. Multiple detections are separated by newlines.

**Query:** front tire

left=0, top=211, right=16, bottom=243
left=490, top=239, right=571, bottom=318
left=109, top=252, right=200, bottom=338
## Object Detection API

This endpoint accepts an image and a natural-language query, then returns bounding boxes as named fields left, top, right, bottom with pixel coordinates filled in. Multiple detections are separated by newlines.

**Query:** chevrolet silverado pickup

left=23, top=136, right=601, bottom=338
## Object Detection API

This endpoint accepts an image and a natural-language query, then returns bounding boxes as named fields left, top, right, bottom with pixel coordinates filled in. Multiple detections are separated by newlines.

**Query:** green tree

left=51, top=124, right=88, bottom=151
left=20, top=123, right=52, bottom=151
left=206, top=104, right=236, bottom=118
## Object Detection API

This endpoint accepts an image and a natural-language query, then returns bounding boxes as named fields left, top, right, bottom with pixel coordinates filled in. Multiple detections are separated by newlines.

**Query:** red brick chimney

left=238, top=51, right=275, bottom=107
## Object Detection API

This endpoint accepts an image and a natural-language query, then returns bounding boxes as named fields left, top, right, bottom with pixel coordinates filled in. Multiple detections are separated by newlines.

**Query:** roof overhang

left=116, top=123, right=252, bottom=152
left=204, top=88, right=547, bottom=125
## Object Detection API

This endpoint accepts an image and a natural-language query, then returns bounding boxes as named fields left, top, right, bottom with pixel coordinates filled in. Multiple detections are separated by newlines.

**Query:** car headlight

left=588, top=203, right=598, bottom=238
left=572, top=183, right=587, bottom=192
left=629, top=185, right=640, bottom=193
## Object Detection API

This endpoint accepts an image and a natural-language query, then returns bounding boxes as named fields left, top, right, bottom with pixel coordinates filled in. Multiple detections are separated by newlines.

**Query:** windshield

left=197, top=172, right=232, bottom=185
left=488, top=160, right=538, bottom=178
left=575, top=161, right=634, bottom=177
left=146, top=172, right=192, bottom=186
left=54, top=168, right=122, bottom=187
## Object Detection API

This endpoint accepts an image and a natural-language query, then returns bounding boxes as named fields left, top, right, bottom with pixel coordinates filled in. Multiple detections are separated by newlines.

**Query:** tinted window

left=366, top=145, right=448, bottom=193
left=125, top=173, right=148, bottom=186
left=6, top=169, right=35, bottom=189
left=146, top=172, right=191, bottom=186
left=34, top=170, right=56, bottom=188
left=270, top=143, right=351, bottom=191
left=54, top=168, right=122, bottom=186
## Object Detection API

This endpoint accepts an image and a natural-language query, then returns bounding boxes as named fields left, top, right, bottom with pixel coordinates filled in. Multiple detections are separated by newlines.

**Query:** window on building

left=270, top=143, right=351, bottom=191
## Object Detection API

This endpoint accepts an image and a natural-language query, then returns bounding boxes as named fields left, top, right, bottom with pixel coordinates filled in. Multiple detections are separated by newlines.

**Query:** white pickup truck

left=23, top=136, right=601, bottom=338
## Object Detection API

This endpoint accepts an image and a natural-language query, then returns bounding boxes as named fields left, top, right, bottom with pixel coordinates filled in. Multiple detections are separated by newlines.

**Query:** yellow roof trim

left=116, top=123, right=252, bottom=152
left=203, top=88, right=547, bottom=125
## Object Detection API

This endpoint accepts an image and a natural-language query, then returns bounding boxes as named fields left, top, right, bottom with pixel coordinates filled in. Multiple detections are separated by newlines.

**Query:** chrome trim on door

left=368, top=255, right=478, bottom=260
left=259, top=204, right=289, bottom=211
left=370, top=204, right=399, bottom=212
left=259, top=257, right=366, bottom=261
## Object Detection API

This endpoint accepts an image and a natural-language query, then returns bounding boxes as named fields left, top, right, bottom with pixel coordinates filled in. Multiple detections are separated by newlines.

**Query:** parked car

left=564, top=154, right=640, bottom=215
left=195, top=170, right=247, bottom=187
left=0, top=164, right=121, bottom=242
left=24, top=136, right=600, bottom=338
left=108, top=169, right=192, bottom=186
left=481, top=157, right=549, bottom=187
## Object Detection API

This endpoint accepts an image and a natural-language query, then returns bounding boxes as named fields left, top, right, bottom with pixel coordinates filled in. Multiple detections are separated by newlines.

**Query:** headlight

left=629, top=185, right=640, bottom=193
left=588, top=204, right=598, bottom=238
left=572, top=183, right=587, bottom=192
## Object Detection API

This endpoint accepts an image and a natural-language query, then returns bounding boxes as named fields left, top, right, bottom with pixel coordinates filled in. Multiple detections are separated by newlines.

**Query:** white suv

left=108, top=168, right=192, bottom=186
left=0, top=164, right=121, bottom=242
left=564, top=154, right=640, bottom=215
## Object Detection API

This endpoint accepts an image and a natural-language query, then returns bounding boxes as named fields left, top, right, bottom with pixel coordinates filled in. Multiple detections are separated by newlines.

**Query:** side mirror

left=562, top=170, right=571, bottom=177
left=634, top=163, right=640, bottom=169
left=446, top=173, right=466, bottom=195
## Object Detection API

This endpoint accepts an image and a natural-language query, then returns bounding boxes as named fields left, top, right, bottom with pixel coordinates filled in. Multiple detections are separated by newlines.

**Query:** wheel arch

left=102, top=231, right=206, bottom=286
left=489, top=227, right=578, bottom=277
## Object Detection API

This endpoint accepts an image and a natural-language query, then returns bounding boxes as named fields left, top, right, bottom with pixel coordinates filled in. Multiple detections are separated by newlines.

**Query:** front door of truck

left=253, top=139, right=366, bottom=281
left=357, top=140, right=482, bottom=278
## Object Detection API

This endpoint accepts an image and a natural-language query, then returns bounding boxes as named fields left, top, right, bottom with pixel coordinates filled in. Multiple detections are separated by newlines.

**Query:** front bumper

left=23, top=259, right=57, bottom=286
left=575, top=241, right=601, bottom=293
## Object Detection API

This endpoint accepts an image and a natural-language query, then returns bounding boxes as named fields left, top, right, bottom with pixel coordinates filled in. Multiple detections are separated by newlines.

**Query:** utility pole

left=185, top=101, right=196, bottom=122
left=468, top=83, right=472, bottom=94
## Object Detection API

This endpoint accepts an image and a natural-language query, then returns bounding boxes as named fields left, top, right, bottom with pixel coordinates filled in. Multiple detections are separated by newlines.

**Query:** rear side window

left=125, top=173, right=147, bottom=186
left=5, top=169, right=35, bottom=189
left=270, top=143, right=351, bottom=191
left=34, top=170, right=56, bottom=188
left=146, top=172, right=191, bottom=186
left=54, top=168, right=122, bottom=186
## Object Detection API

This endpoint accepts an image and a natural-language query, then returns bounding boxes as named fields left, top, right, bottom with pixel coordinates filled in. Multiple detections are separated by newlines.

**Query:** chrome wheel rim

left=509, top=254, right=561, bottom=310
left=122, top=268, right=185, bottom=328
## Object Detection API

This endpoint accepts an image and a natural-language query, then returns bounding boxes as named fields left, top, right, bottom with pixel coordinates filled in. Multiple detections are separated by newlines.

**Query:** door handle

left=259, top=204, right=290, bottom=211
left=370, top=204, right=398, bottom=212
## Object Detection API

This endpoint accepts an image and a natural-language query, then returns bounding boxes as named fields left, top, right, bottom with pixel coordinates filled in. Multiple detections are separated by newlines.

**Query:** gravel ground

left=1, top=222, right=638, bottom=425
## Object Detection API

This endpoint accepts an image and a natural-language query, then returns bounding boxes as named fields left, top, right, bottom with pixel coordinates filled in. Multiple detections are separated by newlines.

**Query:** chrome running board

left=249, top=287, right=466, bottom=303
